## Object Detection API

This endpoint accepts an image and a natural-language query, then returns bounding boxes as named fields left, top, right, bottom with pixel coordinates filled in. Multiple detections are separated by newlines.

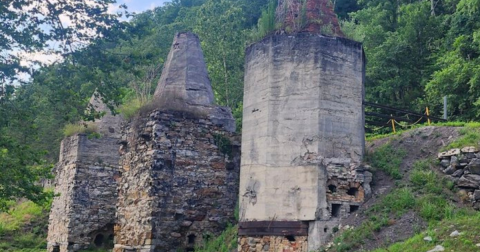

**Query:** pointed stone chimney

left=153, top=32, right=214, bottom=110
left=152, top=32, right=235, bottom=132
left=87, top=92, right=123, bottom=138
left=276, top=0, right=344, bottom=36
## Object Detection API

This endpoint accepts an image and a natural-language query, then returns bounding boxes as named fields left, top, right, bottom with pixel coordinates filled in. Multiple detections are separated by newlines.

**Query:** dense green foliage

left=342, top=0, right=480, bottom=121
left=0, top=0, right=127, bottom=84
left=0, top=201, right=50, bottom=251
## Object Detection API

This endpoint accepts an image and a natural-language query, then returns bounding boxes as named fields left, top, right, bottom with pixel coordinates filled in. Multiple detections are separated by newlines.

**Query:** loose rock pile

left=438, top=146, right=480, bottom=209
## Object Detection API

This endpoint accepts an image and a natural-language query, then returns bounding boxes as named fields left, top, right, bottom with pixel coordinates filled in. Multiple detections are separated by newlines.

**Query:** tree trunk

left=431, top=0, right=436, bottom=16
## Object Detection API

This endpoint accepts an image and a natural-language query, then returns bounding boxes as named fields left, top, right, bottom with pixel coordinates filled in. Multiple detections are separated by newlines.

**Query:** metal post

left=390, top=115, right=396, bottom=133
left=443, top=96, right=448, bottom=120
left=426, top=107, right=431, bottom=125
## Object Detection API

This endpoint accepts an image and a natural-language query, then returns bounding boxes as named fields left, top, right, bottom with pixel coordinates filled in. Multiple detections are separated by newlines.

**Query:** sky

left=13, top=0, right=172, bottom=83
left=111, top=0, right=171, bottom=14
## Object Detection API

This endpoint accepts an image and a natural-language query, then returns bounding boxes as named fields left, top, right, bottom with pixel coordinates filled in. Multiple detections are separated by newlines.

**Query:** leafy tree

left=0, top=0, right=129, bottom=206
left=334, top=0, right=360, bottom=20
left=0, top=89, right=53, bottom=210
left=194, top=0, right=246, bottom=109
left=0, top=0, right=127, bottom=83
left=344, top=0, right=445, bottom=116
left=426, top=0, right=480, bottom=119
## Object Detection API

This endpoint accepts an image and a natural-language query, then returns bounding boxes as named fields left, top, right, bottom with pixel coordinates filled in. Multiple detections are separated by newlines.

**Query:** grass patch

left=366, top=144, right=406, bottom=179
left=432, top=121, right=480, bottom=128
left=63, top=122, right=98, bottom=137
left=0, top=201, right=44, bottom=232
left=442, top=126, right=480, bottom=151
left=118, top=97, right=156, bottom=120
left=371, top=211, right=480, bottom=252
left=366, top=121, right=480, bottom=142
left=409, top=159, right=443, bottom=194
left=195, top=224, right=237, bottom=252
left=0, top=201, right=50, bottom=252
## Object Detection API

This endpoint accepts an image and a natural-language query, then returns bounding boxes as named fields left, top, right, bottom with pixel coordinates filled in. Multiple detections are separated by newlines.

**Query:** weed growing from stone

left=63, top=122, right=98, bottom=137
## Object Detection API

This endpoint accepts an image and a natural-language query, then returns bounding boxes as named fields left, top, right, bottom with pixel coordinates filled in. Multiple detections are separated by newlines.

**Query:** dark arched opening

left=331, top=204, right=341, bottom=217
left=94, top=234, right=104, bottom=247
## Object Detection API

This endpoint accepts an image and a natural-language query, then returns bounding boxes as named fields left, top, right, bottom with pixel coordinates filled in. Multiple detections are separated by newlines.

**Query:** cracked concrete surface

left=239, top=33, right=366, bottom=251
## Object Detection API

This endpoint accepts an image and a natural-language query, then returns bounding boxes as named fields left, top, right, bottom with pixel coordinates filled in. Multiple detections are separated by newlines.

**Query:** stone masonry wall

left=239, top=236, right=308, bottom=252
left=438, top=146, right=480, bottom=209
left=114, top=110, right=240, bottom=252
left=47, top=134, right=120, bottom=252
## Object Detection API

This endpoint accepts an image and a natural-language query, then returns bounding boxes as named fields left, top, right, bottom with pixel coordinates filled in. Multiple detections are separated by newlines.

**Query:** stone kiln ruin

left=47, top=94, right=123, bottom=252
left=113, top=32, right=240, bottom=252
left=47, top=32, right=240, bottom=252
left=238, top=0, right=370, bottom=251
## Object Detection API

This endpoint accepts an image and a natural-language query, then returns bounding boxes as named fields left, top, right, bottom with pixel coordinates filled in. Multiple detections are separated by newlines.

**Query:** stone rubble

left=437, top=146, right=480, bottom=209
left=427, top=245, right=445, bottom=252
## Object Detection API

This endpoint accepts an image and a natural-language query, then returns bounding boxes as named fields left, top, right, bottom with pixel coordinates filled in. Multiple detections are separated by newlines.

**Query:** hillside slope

left=325, top=125, right=480, bottom=252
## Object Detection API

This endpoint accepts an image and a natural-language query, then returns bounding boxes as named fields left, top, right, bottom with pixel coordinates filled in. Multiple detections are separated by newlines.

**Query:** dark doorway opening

left=328, top=185, right=337, bottom=193
left=331, top=204, right=341, bottom=217
left=350, top=205, right=359, bottom=213
left=94, top=234, right=104, bottom=247
left=188, top=234, right=196, bottom=244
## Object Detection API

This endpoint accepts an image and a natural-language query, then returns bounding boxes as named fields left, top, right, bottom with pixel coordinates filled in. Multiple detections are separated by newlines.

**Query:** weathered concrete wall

left=114, top=111, right=240, bottom=252
left=47, top=134, right=121, bottom=252
left=239, top=33, right=366, bottom=251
